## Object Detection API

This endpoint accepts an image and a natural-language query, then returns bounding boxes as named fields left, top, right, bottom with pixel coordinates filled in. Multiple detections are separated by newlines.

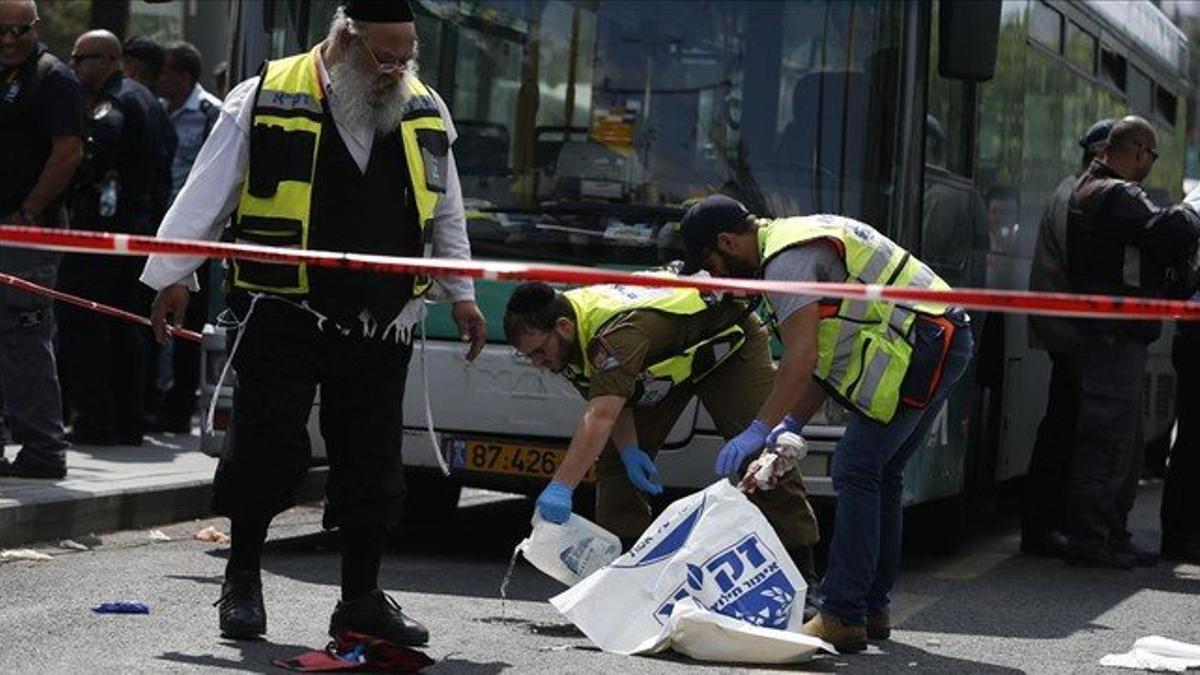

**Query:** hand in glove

left=715, top=419, right=770, bottom=475
left=765, top=415, right=803, bottom=448
left=619, top=445, right=663, bottom=495
left=536, top=480, right=573, bottom=524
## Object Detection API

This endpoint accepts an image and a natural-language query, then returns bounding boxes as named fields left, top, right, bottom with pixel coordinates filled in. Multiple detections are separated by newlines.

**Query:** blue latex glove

left=765, top=415, right=804, bottom=448
left=715, top=419, right=771, bottom=475
left=619, top=445, right=663, bottom=495
left=536, top=480, right=573, bottom=524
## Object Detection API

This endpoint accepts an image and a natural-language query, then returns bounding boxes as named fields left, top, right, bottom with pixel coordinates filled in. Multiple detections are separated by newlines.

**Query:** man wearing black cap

left=141, top=0, right=485, bottom=646
left=1021, top=118, right=1113, bottom=558
left=678, top=196, right=973, bottom=652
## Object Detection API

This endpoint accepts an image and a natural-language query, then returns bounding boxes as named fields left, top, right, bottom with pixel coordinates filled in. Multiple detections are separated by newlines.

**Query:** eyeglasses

left=70, top=53, right=107, bottom=64
left=1134, top=142, right=1160, bottom=163
left=514, top=331, right=554, bottom=363
left=0, top=22, right=35, bottom=38
left=358, top=35, right=410, bottom=75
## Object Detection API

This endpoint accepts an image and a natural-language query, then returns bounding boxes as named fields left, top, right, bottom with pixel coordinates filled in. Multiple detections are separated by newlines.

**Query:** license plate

left=447, top=437, right=595, bottom=482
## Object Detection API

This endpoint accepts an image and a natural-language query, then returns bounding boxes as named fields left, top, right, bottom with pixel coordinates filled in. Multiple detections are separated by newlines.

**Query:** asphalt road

left=1, top=483, right=1198, bottom=674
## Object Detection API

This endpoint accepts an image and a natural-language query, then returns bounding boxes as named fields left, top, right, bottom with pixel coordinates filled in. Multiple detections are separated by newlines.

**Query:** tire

left=401, top=473, right=463, bottom=526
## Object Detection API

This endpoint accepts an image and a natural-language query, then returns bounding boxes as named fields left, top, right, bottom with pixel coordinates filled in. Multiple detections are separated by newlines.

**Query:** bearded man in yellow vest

left=140, top=0, right=486, bottom=646
left=679, top=195, right=973, bottom=652
left=504, top=280, right=821, bottom=584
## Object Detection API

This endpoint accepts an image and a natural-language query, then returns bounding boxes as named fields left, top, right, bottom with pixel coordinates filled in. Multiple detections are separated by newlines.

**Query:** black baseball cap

left=1079, top=118, right=1115, bottom=152
left=678, top=195, right=752, bottom=274
left=123, top=35, right=164, bottom=67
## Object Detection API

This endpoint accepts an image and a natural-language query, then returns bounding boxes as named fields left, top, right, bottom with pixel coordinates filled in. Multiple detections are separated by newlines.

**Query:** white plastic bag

left=668, top=597, right=833, bottom=664
left=516, top=513, right=622, bottom=587
left=551, top=480, right=817, bottom=660
left=1102, top=636, right=1200, bottom=672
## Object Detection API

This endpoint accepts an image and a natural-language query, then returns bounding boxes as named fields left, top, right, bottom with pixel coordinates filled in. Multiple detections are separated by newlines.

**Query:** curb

left=0, top=468, right=329, bottom=548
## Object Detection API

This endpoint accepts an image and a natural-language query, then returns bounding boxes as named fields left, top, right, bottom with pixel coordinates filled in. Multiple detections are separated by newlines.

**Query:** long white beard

left=328, top=52, right=417, bottom=134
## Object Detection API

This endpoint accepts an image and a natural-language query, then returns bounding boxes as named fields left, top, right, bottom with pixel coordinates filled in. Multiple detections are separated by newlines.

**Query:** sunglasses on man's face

left=70, top=53, right=107, bottom=65
left=0, top=22, right=35, bottom=38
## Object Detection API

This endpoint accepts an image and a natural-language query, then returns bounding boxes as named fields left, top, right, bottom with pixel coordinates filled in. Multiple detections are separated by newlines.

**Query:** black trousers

left=1163, top=330, right=1200, bottom=550
left=1023, top=350, right=1080, bottom=538
left=212, top=300, right=412, bottom=530
left=56, top=253, right=147, bottom=442
left=1065, top=332, right=1147, bottom=552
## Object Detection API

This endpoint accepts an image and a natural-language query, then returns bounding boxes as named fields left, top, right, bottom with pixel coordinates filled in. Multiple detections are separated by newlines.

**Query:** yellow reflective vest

left=230, top=46, right=446, bottom=296
left=759, top=215, right=950, bottom=423
left=562, top=284, right=747, bottom=405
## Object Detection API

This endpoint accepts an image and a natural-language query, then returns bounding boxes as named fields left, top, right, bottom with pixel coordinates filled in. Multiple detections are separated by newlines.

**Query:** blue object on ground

left=92, top=602, right=150, bottom=614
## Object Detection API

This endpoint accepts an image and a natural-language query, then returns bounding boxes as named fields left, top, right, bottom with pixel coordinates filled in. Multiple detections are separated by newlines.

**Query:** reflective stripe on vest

left=231, top=47, right=446, bottom=295
left=759, top=214, right=950, bottom=423
left=562, top=284, right=747, bottom=405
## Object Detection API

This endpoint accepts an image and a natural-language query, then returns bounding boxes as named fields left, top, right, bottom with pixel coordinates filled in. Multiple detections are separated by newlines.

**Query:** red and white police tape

left=0, top=223, right=1198, bottom=321
left=0, top=270, right=202, bottom=342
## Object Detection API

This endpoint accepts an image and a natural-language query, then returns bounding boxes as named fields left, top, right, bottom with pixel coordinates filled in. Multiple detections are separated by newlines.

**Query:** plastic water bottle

left=99, top=171, right=119, bottom=218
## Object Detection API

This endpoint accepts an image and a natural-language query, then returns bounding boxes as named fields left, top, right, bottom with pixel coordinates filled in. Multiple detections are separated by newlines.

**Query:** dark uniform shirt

left=0, top=43, right=84, bottom=218
left=1067, top=159, right=1163, bottom=342
left=565, top=298, right=754, bottom=401
left=77, top=72, right=176, bottom=231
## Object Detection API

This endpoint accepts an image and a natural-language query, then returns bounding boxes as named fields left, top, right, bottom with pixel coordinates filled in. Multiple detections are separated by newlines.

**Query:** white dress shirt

left=139, top=48, right=476, bottom=322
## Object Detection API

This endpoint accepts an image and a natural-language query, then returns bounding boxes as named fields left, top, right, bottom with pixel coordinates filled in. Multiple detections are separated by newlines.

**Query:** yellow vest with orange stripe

left=760, top=215, right=950, bottom=422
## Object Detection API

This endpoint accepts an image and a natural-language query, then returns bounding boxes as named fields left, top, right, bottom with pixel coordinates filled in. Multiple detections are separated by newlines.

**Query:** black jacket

left=1066, top=159, right=1163, bottom=342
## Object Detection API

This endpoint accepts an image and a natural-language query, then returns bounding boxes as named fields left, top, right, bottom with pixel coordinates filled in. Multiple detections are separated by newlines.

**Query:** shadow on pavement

left=157, top=638, right=318, bottom=674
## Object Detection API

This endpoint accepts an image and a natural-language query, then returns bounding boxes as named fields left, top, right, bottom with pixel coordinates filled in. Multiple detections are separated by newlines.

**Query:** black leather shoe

left=1020, top=530, right=1069, bottom=557
left=1065, top=547, right=1135, bottom=570
left=330, top=590, right=429, bottom=646
left=214, top=570, right=266, bottom=639
left=0, top=454, right=66, bottom=479
left=1162, top=541, right=1200, bottom=563
left=1110, top=541, right=1159, bottom=567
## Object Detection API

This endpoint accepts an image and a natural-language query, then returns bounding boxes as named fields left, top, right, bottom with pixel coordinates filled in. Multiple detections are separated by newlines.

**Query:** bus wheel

left=905, top=496, right=969, bottom=555
left=401, top=473, right=463, bottom=526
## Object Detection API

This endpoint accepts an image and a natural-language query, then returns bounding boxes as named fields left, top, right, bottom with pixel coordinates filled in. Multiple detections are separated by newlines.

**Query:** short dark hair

left=504, top=282, right=573, bottom=343
left=165, top=41, right=203, bottom=82
left=1106, top=115, right=1157, bottom=157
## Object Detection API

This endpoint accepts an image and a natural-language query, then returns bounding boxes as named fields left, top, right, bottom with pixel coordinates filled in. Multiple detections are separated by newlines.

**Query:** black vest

left=306, top=118, right=422, bottom=326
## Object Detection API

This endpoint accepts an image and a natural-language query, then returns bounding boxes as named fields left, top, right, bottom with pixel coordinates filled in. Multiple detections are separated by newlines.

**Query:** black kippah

left=342, top=0, right=414, bottom=23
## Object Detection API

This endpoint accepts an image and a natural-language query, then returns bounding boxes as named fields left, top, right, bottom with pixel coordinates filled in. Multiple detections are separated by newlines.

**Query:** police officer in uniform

left=0, top=0, right=80, bottom=478
left=58, top=29, right=174, bottom=446
left=141, top=0, right=486, bottom=645
left=679, top=196, right=973, bottom=652
left=504, top=280, right=821, bottom=581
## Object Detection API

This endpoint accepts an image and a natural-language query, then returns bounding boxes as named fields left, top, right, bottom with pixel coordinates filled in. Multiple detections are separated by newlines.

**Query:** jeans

left=821, top=321, right=974, bottom=624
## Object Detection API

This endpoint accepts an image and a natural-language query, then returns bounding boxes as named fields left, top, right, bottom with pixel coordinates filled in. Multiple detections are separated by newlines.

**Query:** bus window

left=412, top=0, right=908, bottom=266
left=1065, top=21, right=1095, bottom=73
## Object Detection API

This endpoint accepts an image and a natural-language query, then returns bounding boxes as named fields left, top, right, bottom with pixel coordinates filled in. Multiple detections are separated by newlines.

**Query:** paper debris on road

left=147, top=529, right=172, bottom=542
left=193, top=526, right=230, bottom=544
left=58, top=540, right=90, bottom=551
left=1101, top=636, right=1200, bottom=672
left=0, top=549, right=53, bottom=562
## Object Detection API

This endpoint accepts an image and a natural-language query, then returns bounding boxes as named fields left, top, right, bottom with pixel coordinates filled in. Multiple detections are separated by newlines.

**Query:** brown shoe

left=866, top=612, right=891, bottom=640
left=803, top=612, right=867, bottom=653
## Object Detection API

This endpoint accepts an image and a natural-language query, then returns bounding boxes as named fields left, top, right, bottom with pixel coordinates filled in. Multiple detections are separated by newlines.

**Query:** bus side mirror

left=939, top=0, right=1002, bottom=82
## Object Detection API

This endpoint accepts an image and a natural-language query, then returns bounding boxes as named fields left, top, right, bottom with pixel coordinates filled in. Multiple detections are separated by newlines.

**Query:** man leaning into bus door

left=1021, top=118, right=1113, bottom=557
left=140, top=0, right=487, bottom=645
left=503, top=279, right=822, bottom=589
left=1063, top=115, right=1200, bottom=569
left=678, top=196, right=973, bottom=653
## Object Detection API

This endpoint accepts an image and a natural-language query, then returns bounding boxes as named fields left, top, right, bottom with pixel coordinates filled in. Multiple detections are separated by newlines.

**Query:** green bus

left=199, top=0, right=1188, bottom=543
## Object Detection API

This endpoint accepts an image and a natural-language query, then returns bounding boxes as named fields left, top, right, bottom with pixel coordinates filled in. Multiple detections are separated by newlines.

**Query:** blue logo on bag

left=616, top=496, right=706, bottom=568
left=653, top=533, right=796, bottom=629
